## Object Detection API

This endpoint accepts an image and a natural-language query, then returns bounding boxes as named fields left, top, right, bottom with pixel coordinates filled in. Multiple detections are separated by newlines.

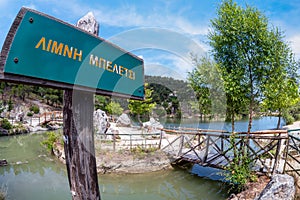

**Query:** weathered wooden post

left=158, top=130, right=163, bottom=149
left=63, top=90, right=100, bottom=199
left=63, top=12, right=100, bottom=200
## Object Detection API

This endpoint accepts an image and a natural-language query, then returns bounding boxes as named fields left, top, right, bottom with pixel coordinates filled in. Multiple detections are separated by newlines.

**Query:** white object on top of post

left=76, top=12, right=99, bottom=36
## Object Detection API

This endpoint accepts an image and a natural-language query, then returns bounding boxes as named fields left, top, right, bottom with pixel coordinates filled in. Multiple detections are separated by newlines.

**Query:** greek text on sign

left=0, top=7, right=144, bottom=99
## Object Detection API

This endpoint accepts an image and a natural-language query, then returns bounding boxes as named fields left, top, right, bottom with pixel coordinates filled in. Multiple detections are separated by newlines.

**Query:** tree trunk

left=137, top=113, right=143, bottom=126
left=63, top=89, right=100, bottom=200
left=247, top=89, right=254, bottom=134
left=247, top=107, right=253, bottom=133
left=277, top=111, right=281, bottom=129
left=231, top=109, right=235, bottom=133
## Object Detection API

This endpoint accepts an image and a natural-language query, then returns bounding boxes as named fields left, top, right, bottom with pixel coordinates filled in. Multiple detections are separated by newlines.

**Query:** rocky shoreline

left=53, top=141, right=172, bottom=174
left=228, top=121, right=300, bottom=200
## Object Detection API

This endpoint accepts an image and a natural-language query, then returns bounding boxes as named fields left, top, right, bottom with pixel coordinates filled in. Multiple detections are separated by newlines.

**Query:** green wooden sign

left=0, top=7, right=144, bottom=100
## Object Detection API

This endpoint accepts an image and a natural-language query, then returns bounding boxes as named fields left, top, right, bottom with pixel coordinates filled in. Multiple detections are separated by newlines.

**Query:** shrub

left=8, top=100, right=13, bottom=112
left=222, top=134, right=257, bottom=193
left=0, top=119, right=12, bottom=130
left=284, top=114, right=295, bottom=125
left=27, top=112, right=33, bottom=117
left=30, top=105, right=40, bottom=114
left=294, top=114, right=300, bottom=121
left=41, top=131, right=60, bottom=154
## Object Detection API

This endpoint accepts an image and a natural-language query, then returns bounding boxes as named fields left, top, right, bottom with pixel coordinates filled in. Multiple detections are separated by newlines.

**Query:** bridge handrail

left=161, top=128, right=288, bottom=138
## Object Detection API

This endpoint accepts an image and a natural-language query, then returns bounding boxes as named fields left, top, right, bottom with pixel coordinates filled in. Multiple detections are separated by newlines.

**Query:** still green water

left=0, top=133, right=229, bottom=200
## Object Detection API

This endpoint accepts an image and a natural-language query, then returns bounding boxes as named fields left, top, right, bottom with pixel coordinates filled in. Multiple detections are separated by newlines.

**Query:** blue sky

left=1, top=0, right=300, bottom=80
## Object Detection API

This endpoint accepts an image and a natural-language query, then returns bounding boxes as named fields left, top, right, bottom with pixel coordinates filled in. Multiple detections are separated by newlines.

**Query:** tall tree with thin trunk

left=187, top=55, right=226, bottom=122
left=209, top=0, right=282, bottom=133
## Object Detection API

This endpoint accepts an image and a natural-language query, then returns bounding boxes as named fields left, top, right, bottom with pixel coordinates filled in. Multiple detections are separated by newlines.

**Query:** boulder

left=76, top=11, right=99, bottom=35
left=116, top=113, right=131, bottom=127
left=0, top=159, right=8, bottom=166
left=255, top=174, right=295, bottom=200
left=94, top=109, right=110, bottom=134
left=143, top=117, right=163, bottom=133
left=27, top=125, right=48, bottom=132
left=16, top=111, right=24, bottom=122
left=0, top=127, right=9, bottom=135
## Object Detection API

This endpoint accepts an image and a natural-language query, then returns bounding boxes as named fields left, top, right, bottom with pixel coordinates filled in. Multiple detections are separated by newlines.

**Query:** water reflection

left=99, top=169, right=228, bottom=200
left=0, top=132, right=229, bottom=200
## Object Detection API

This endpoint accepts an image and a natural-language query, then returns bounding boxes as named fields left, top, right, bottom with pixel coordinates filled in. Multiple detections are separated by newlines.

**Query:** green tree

left=188, top=55, right=226, bottom=121
left=105, top=101, right=124, bottom=116
left=145, top=75, right=194, bottom=118
left=95, top=95, right=110, bottom=111
left=8, top=100, right=13, bottom=112
left=261, top=29, right=299, bottom=128
left=128, top=84, right=156, bottom=125
left=30, top=105, right=40, bottom=114
left=43, top=88, right=62, bottom=106
left=209, top=0, right=285, bottom=133
left=41, top=131, right=60, bottom=155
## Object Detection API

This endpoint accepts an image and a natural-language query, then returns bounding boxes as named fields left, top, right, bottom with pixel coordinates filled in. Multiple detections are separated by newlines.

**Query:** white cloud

left=107, top=27, right=206, bottom=59
left=105, top=28, right=206, bottom=80
left=138, top=49, right=194, bottom=80
left=55, top=1, right=208, bottom=37
left=92, top=8, right=208, bottom=36
left=145, top=63, right=186, bottom=80
left=23, top=3, right=37, bottom=10
left=288, top=34, right=300, bottom=59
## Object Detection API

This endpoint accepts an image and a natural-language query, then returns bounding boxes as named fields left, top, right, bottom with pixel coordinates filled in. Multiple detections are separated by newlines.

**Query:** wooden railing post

left=177, top=134, right=184, bottom=156
left=272, top=134, right=282, bottom=174
left=130, top=134, right=132, bottom=150
left=283, top=133, right=291, bottom=174
left=204, top=135, right=210, bottom=163
left=113, top=133, right=116, bottom=152
left=198, top=134, right=201, bottom=150
left=158, top=130, right=163, bottom=149
left=221, top=134, right=224, bottom=152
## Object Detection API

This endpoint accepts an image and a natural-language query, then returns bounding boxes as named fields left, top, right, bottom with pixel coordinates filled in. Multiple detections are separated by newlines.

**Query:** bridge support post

left=177, top=135, right=184, bottom=156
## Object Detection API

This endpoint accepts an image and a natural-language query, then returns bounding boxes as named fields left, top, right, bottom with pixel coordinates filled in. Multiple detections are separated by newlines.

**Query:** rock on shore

left=53, top=142, right=172, bottom=174
left=95, top=150, right=172, bottom=174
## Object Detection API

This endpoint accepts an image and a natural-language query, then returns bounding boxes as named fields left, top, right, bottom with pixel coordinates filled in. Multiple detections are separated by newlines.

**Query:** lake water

left=164, top=116, right=285, bottom=132
left=0, top=117, right=282, bottom=200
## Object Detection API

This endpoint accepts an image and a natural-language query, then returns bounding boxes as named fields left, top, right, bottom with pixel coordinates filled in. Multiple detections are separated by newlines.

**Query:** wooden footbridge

left=38, top=111, right=63, bottom=125
left=160, top=128, right=290, bottom=174
left=27, top=111, right=63, bottom=126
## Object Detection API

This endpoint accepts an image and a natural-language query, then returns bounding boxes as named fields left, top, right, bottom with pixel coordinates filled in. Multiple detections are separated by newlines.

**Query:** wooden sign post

left=62, top=13, right=100, bottom=199
left=63, top=89, right=100, bottom=199
left=0, top=7, right=144, bottom=200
